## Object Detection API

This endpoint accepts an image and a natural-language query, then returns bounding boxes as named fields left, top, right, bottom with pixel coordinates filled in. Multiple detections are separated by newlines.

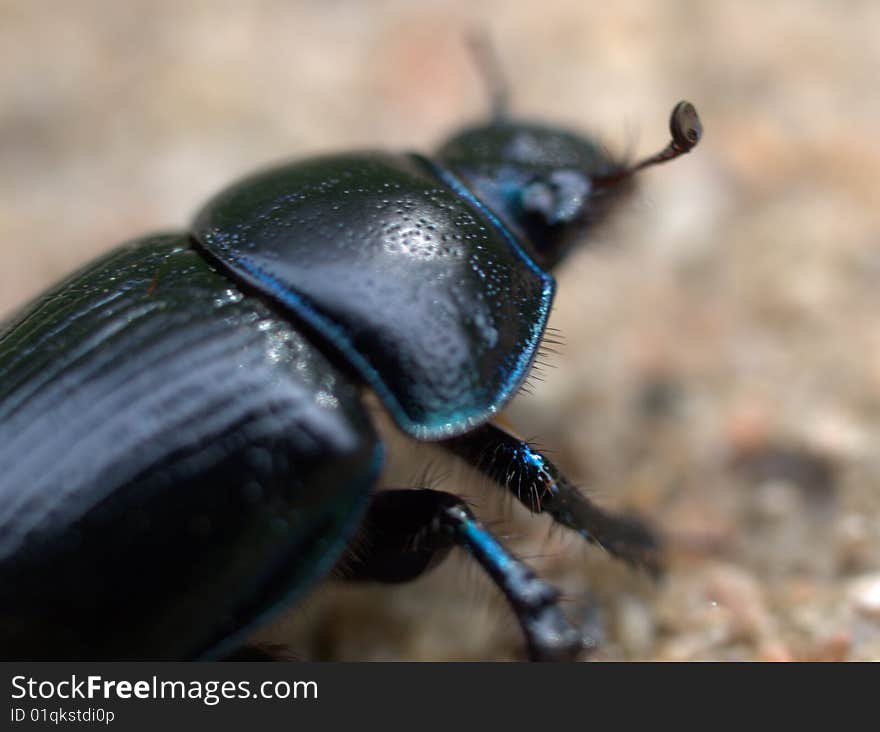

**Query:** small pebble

left=706, top=564, right=772, bottom=640
left=849, top=574, right=880, bottom=620
left=615, top=595, right=655, bottom=658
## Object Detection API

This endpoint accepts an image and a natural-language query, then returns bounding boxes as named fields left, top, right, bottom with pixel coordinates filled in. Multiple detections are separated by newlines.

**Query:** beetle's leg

left=337, top=489, right=583, bottom=661
left=441, top=424, right=661, bottom=574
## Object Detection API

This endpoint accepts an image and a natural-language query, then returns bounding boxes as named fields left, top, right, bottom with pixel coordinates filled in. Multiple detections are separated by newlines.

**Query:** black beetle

left=0, top=53, right=701, bottom=661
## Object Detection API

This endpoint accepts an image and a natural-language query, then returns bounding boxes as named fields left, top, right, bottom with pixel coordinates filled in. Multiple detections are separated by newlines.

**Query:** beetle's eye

left=521, top=170, right=591, bottom=226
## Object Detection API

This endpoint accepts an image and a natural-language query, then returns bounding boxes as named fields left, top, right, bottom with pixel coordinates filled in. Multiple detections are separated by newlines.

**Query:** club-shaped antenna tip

left=670, top=101, right=702, bottom=151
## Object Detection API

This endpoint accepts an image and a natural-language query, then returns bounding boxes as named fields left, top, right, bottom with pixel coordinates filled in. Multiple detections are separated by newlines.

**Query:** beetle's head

left=435, top=101, right=702, bottom=269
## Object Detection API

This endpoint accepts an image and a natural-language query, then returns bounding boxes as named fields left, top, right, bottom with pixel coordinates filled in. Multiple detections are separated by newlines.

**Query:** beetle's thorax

left=193, top=152, right=554, bottom=440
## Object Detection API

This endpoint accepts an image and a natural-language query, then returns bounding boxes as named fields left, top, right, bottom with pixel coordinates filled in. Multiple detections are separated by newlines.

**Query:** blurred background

left=2, top=0, right=880, bottom=660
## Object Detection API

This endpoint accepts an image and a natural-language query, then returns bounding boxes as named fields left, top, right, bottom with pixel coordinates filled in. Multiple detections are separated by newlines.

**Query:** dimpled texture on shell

left=193, top=153, right=554, bottom=439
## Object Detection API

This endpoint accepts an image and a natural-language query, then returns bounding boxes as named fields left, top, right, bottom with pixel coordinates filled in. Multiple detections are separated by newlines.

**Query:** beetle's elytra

left=0, top=62, right=701, bottom=660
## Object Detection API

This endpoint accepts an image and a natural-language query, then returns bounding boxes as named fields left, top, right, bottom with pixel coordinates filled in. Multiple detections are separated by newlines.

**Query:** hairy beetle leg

left=442, top=424, right=662, bottom=575
left=337, top=489, right=584, bottom=662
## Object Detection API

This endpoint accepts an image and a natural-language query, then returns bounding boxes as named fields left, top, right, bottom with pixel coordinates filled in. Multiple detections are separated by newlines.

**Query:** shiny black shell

left=0, top=136, right=583, bottom=661
left=194, top=152, right=554, bottom=439
left=0, top=234, right=382, bottom=659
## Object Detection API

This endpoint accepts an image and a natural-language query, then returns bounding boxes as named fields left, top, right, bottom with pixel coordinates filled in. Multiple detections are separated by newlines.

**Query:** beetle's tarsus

left=338, top=489, right=584, bottom=661
left=523, top=604, right=586, bottom=662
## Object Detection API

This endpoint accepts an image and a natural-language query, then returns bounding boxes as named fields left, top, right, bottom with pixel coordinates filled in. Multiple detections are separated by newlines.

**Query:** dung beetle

left=0, top=50, right=701, bottom=661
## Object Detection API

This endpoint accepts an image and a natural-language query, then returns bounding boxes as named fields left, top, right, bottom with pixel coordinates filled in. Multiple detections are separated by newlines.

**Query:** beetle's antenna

left=596, top=101, right=703, bottom=183
left=467, top=30, right=510, bottom=122
left=631, top=101, right=703, bottom=171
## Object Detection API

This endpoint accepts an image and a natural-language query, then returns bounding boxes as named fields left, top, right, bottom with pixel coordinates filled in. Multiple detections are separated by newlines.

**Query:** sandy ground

left=2, top=0, right=880, bottom=661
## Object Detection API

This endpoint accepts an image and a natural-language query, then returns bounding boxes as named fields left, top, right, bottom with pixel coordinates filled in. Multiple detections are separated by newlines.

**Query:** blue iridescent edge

left=461, top=519, right=514, bottom=572
left=214, top=156, right=555, bottom=441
